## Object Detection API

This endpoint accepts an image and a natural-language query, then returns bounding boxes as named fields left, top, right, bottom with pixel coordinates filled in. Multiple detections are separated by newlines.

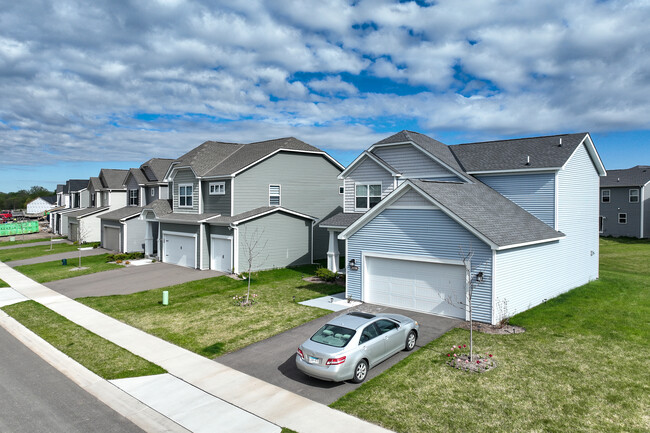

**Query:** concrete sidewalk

left=0, top=262, right=392, bottom=433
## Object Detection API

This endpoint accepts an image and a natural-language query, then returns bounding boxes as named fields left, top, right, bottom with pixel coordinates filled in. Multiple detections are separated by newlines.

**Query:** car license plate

left=308, top=356, right=319, bottom=364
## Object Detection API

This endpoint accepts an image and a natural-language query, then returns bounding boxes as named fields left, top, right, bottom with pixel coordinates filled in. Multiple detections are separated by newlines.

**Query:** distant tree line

left=0, top=186, right=55, bottom=210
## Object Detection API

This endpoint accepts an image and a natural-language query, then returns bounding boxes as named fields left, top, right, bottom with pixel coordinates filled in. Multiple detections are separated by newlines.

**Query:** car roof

left=328, top=311, right=402, bottom=331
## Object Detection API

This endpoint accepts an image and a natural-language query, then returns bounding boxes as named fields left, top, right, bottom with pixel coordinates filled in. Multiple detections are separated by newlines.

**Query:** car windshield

left=310, top=324, right=356, bottom=348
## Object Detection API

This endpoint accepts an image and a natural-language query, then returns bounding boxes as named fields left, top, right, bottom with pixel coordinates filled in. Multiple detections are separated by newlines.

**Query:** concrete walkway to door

left=45, top=262, right=224, bottom=298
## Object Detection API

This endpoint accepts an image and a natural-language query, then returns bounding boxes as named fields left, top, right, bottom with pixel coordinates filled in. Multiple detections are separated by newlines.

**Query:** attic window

left=629, top=189, right=639, bottom=203
left=269, top=184, right=281, bottom=206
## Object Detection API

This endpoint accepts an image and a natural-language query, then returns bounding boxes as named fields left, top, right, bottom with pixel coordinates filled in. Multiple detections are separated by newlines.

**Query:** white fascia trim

left=561, top=134, right=607, bottom=176
left=198, top=180, right=204, bottom=214
left=162, top=230, right=197, bottom=238
left=468, top=168, right=560, bottom=175
left=554, top=171, right=559, bottom=230
left=232, top=149, right=344, bottom=177
left=338, top=151, right=401, bottom=179
left=165, top=165, right=198, bottom=183
left=495, top=235, right=565, bottom=251
left=230, top=207, right=316, bottom=226
left=197, top=214, right=222, bottom=223
left=640, top=186, right=645, bottom=238
left=156, top=219, right=202, bottom=225
left=122, top=222, right=128, bottom=253
left=200, top=175, right=234, bottom=180
left=370, top=140, right=473, bottom=183
left=230, top=177, right=235, bottom=216
left=362, top=251, right=465, bottom=267
left=118, top=213, right=142, bottom=222
left=310, top=221, right=314, bottom=264
left=319, top=225, right=349, bottom=230
left=491, top=249, right=497, bottom=325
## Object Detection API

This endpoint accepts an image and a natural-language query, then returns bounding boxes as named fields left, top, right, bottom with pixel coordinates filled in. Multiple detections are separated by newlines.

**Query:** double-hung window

left=618, top=213, right=627, bottom=224
left=179, top=184, right=193, bottom=207
left=629, top=189, right=639, bottom=203
left=269, top=185, right=281, bottom=206
left=209, top=182, right=225, bottom=195
left=601, top=190, right=610, bottom=203
left=129, top=189, right=139, bottom=206
left=355, top=183, right=381, bottom=211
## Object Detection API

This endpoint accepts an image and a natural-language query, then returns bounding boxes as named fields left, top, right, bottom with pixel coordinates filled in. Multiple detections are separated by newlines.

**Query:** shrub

left=315, top=267, right=337, bottom=282
left=105, top=252, right=144, bottom=263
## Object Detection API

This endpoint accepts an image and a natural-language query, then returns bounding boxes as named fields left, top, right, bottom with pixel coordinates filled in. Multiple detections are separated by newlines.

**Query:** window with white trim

left=269, top=184, right=280, bottom=206
left=129, top=189, right=138, bottom=206
left=209, top=182, right=225, bottom=195
left=151, top=188, right=155, bottom=197
left=179, top=184, right=193, bottom=207
left=355, top=183, right=381, bottom=211
left=629, top=189, right=639, bottom=203
left=601, top=190, right=610, bottom=203
left=618, top=213, right=627, bottom=224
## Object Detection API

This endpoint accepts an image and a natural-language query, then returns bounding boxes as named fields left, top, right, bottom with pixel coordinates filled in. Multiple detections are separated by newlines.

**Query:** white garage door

left=364, top=256, right=467, bottom=319
left=69, top=223, right=78, bottom=242
left=103, top=226, right=121, bottom=252
left=163, top=233, right=196, bottom=268
left=211, top=237, right=232, bottom=272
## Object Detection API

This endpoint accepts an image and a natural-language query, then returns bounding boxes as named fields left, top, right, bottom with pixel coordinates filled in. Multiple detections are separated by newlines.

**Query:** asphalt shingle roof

left=411, top=179, right=564, bottom=248
left=99, top=169, right=128, bottom=190
left=99, top=206, right=144, bottom=221
left=207, top=206, right=315, bottom=225
left=42, top=196, right=57, bottom=205
left=89, top=177, right=102, bottom=191
left=143, top=199, right=172, bottom=218
left=600, top=165, right=650, bottom=187
left=449, top=133, right=588, bottom=172
left=319, top=211, right=364, bottom=229
left=66, top=179, right=90, bottom=193
left=65, top=207, right=109, bottom=218
left=141, top=158, right=174, bottom=182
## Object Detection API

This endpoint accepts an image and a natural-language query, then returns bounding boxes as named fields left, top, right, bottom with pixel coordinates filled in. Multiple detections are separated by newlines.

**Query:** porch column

left=144, top=221, right=153, bottom=257
left=326, top=229, right=340, bottom=273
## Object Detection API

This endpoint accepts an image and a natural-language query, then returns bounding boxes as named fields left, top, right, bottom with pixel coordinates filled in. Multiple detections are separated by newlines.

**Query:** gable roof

left=600, top=165, right=650, bottom=188
left=56, top=184, right=64, bottom=194
left=66, top=179, right=89, bottom=193
left=42, top=196, right=57, bottom=205
left=141, top=158, right=174, bottom=182
left=449, top=132, right=606, bottom=175
left=141, top=199, right=172, bottom=218
left=89, top=177, right=102, bottom=191
left=100, top=206, right=144, bottom=221
left=99, top=169, right=128, bottom=190
left=168, top=137, right=343, bottom=179
left=126, top=167, right=148, bottom=186
left=206, top=206, right=316, bottom=226
left=339, top=179, right=564, bottom=250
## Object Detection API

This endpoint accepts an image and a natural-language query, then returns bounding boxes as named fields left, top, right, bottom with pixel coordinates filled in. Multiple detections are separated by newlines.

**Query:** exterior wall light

left=476, top=272, right=484, bottom=283
left=349, top=259, right=359, bottom=271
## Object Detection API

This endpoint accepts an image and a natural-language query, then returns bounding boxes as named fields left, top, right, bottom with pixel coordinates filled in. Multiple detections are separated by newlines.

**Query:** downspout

left=641, top=186, right=645, bottom=238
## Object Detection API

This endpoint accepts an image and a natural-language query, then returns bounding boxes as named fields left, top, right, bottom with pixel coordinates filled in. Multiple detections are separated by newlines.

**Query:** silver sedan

left=296, top=311, right=419, bottom=383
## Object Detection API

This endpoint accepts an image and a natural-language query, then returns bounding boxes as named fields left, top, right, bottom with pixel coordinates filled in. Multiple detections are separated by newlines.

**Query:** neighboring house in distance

left=100, top=158, right=173, bottom=253
left=66, top=169, right=128, bottom=243
left=321, top=131, right=605, bottom=325
left=50, top=179, right=90, bottom=236
left=26, top=196, right=57, bottom=215
left=599, top=165, right=650, bottom=238
left=142, top=137, right=343, bottom=272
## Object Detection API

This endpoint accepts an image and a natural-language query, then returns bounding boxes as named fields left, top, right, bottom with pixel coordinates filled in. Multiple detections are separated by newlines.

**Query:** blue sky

left=1, top=0, right=649, bottom=193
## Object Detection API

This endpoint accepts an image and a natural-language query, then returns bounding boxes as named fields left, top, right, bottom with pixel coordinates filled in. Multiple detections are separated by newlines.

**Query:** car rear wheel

left=405, top=330, right=417, bottom=351
left=352, top=360, right=368, bottom=383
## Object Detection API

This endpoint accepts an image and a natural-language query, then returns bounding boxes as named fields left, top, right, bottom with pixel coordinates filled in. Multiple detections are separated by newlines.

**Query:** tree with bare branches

left=240, top=227, right=269, bottom=304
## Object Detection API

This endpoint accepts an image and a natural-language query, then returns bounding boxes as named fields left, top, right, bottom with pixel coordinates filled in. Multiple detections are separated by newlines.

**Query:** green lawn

left=1, top=301, right=165, bottom=380
left=14, top=254, right=123, bottom=283
left=331, top=238, right=650, bottom=433
left=79, top=265, right=343, bottom=358
left=0, top=242, right=97, bottom=262
left=0, top=278, right=8, bottom=288
left=0, top=236, right=64, bottom=247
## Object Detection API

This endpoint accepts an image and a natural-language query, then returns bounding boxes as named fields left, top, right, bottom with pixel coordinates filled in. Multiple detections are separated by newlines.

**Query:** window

left=375, top=319, right=399, bottom=335
left=618, top=213, right=627, bottom=224
left=339, top=186, right=344, bottom=195
left=629, top=189, right=639, bottom=203
left=269, top=184, right=280, bottom=206
left=151, top=188, right=155, bottom=197
left=355, top=183, right=381, bottom=210
left=359, top=324, right=379, bottom=344
left=179, top=184, right=193, bottom=207
left=601, top=190, right=610, bottom=203
left=209, top=182, right=225, bottom=195
left=129, top=189, right=138, bottom=206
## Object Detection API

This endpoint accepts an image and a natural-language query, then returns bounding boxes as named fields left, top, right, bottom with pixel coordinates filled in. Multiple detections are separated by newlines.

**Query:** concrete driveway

left=44, top=262, right=224, bottom=298
left=217, top=303, right=460, bottom=405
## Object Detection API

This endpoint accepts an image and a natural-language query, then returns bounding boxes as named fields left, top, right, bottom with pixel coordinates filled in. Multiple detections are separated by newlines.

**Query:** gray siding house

left=321, top=131, right=605, bottom=325
left=142, top=137, right=343, bottom=272
left=599, top=166, right=650, bottom=238
left=50, top=179, right=90, bottom=237
left=99, top=159, right=173, bottom=253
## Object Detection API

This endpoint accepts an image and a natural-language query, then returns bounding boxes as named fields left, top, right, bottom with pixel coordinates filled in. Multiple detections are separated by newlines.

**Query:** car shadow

left=277, top=354, right=347, bottom=389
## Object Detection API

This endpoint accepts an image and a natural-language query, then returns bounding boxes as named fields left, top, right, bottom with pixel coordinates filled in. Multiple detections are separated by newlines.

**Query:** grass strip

left=2, top=300, right=166, bottom=380
left=15, top=254, right=123, bottom=283
left=0, top=278, right=8, bottom=288
left=0, top=242, right=97, bottom=262
left=79, top=265, right=343, bottom=358
left=330, top=238, right=650, bottom=433
left=0, top=237, right=64, bottom=247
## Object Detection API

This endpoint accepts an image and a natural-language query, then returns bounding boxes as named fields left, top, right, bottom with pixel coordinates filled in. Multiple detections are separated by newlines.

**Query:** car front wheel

left=405, top=330, right=417, bottom=351
left=352, top=360, right=368, bottom=383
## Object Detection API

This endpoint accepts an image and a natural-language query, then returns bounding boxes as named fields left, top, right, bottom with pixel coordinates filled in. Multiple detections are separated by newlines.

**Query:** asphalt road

left=217, top=303, right=460, bottom=405
left=0, top=325, right=143, bottom=433
left=45, top=262, right=224, bottom=298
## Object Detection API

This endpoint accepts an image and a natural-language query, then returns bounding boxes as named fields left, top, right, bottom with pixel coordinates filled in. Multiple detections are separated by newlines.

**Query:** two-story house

left=50, top=179, right=90, bottom=236
left=141, top=137, right=343, bottom=272
left=321, top=131, right=605, bottom=325
left=599, top=165, right=650, bottom=238
left=66, top=169, right=128, bottom=243
left=99, top=158, right=173, bottom=253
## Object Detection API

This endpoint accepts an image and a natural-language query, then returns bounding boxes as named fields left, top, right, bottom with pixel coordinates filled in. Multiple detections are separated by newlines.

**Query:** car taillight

left=297, top=348, right=304, bottom=359
left=326, top=356, right=346, bottom=365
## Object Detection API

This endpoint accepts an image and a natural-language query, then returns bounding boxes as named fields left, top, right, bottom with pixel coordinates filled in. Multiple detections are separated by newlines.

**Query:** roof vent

left=617, top=177, right=620, bottom=182
left=525, top=155, right=530, bottom=166
left=558, top=138, right=562, bottom=147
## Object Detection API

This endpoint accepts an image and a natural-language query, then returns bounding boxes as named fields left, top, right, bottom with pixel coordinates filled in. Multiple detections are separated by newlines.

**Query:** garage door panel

left=364, top=256, right=466, bottom=319
left=164, top=233, right=196, bottom=268
left=104, top=226, right=120, bottom=252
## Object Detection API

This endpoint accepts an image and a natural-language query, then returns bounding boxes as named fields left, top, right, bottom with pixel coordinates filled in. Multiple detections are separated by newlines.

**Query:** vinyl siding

left=145, top=186, right=159, bottom=205
left=477, top=173, right=555, bottom=227
left=126, top=176, right=140, bottom=206
left=389, top=189, right=435, bottom=208
left=202, top=180, right=231, bottom=215
left=373, top=144, right=457, bottom=178
left=172, top=168, right=199, bottom=214
left=346, top=208, right=493, bottom=323
left=232, top=152, right=341, bottom=260
left=599, top=186, right=643, bottom=238
left=494, top=144, right=600, bottom=323
left=124, top=218, right=147, bottom=253
left=344, top=157, right=395, bottom=213
left=80, top=190, right=90, bottom=208
left=237, top=212, right=311, bottom=272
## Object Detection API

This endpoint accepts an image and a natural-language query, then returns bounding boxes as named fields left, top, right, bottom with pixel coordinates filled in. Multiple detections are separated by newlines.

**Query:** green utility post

left=162, top=291, right=169, bottom=306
